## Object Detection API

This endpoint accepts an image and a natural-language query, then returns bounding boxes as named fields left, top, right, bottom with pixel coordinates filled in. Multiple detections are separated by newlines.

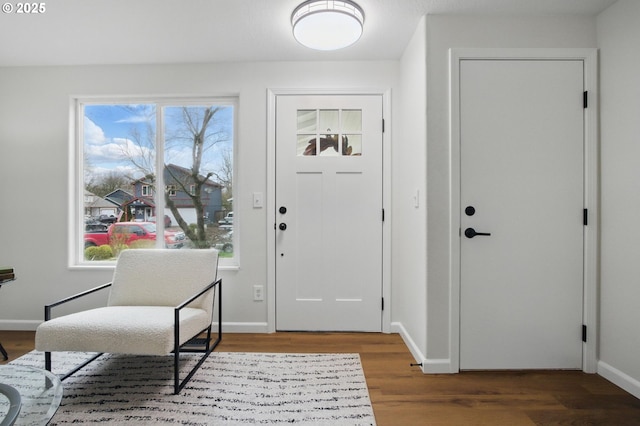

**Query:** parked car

left=84, top=229, right=109, bottom=248
left=84, top=221, right=186, bottom=249
left=218, top=212, right=233, bottom=225
left=85, top=219, right=108, bottom=232
left=98, top=214, right=118, bottom=224
left=214, top=230, right=233, bottom=253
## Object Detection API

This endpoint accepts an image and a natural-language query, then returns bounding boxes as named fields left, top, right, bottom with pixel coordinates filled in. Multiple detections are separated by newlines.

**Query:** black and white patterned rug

left=11, top=351, right=377, bottom=425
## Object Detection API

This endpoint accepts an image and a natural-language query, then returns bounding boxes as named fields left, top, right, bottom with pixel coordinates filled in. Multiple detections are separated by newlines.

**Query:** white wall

left=0, top=61, right=399, bottom=331
left=425, top=15, right=597, bottom=364
left=5, top=10, right=639, bottom=400
left=596, top=0, right=640, bottom=399
left=392, top=16, right=428, bottom=365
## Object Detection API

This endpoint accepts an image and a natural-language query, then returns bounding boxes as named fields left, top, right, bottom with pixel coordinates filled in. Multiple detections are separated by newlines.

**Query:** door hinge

left=582, top=325, right=587, bottom=342
left=583, top=91, right=588, bottom=109
left=381, top=297, right=384, bottom=311
left=382, top=119, right=385, bottom=133
left=382, top=209, right=385, bottom=222
left=583, top=208, right=588, bottom=226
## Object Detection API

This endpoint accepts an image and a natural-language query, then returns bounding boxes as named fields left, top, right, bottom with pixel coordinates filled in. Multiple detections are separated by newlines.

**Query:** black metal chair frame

left=0, top=279, right=16, bottom=361
left=42, top=278, right=222, bottom=394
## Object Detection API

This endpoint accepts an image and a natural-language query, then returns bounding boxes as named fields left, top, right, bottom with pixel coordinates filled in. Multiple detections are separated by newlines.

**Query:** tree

left=211, top=147, right=233, bottom=212
left=86, top=171, right=132, bottom=198
left=164, top=106, right=231, bottom=248
left=119, top=104, right=232, bottom=249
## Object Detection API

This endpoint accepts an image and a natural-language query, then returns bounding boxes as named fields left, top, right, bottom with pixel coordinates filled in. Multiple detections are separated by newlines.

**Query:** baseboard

left=390, top=321, right=425, bottom=367
left=217, top=322, right=270, bottom=333
left=598, top=360, right=640, bottom=399
left=391, top=321, right=453, bottom=374
left=422, top=358, right=452, bottom=374
left=0, top=320, right=40, bottom=331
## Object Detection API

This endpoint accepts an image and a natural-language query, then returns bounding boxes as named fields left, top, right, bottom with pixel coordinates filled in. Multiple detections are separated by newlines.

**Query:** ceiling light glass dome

left=291, top=0, right=365, bottom=51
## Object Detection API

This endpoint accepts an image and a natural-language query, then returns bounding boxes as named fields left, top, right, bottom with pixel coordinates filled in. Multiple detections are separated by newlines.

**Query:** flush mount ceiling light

left=291, top=0, right=365, bottom=51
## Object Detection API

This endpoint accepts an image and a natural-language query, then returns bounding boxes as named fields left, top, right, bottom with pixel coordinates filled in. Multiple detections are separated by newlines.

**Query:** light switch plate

left=253, top=192, right=264, bottom=208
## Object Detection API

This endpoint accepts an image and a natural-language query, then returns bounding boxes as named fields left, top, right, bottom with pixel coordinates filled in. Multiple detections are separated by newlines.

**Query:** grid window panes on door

left=296, top=109, right=362, bottom=156
left=79, top=100, right=235, bottom=265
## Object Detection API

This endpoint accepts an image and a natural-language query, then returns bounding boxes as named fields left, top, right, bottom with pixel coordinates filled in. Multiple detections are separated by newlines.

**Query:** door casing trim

left=449, top=48, right=599, bottom=373
left=267, top=88, right=392, bottom=333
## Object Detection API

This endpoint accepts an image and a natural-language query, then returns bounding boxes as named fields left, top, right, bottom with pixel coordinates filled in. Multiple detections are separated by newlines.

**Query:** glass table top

left=0, top=365, right=62, bottom=425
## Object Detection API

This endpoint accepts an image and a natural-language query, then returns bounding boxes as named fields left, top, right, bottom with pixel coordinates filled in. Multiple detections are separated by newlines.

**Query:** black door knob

left=279, top=206, right=287, bottom=214
left=279, top=223, right=287, bottom=231
left=465, top=227, right=491, bottom=238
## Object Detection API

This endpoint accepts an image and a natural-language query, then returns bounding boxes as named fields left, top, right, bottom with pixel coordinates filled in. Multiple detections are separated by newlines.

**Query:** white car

left=218, top=212, right=233, bottom=225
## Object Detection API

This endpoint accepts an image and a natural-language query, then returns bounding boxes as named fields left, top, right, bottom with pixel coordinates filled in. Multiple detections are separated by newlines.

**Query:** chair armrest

left=44, top=282, right=112, bottom=321
left=174, top=278, right=222, bottom=359
left=175, top=278, right=221, bottom=311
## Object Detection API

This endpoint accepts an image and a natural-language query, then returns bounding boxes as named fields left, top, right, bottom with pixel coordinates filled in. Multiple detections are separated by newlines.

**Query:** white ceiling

left=0, top=0, right=617, bottom=67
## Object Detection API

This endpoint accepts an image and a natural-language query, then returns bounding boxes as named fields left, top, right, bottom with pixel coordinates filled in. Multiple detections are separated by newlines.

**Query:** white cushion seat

left=36, top=306, right=210, bottom=355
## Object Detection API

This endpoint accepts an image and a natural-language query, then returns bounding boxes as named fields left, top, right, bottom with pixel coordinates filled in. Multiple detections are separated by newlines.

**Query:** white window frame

left=69, top=96, right=239, bottom=269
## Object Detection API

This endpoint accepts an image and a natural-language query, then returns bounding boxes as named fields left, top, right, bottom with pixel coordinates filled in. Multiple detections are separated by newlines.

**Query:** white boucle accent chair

left=35, top=248, right=221, bottom=394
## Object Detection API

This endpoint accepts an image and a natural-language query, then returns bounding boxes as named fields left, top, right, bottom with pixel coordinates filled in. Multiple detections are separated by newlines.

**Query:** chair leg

left=0, top=342, right=8, bottom=361
left=45, top=351, right=104, bottom=381
left=173, top=330, right=221, bottom=394
left=173, top=280, right=222, bottom=394
left=174, top=345, right=180, bottom=395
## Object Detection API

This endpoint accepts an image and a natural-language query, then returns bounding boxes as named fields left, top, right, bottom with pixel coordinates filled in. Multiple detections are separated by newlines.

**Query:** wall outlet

left=253, top=285, right=264, bottom=301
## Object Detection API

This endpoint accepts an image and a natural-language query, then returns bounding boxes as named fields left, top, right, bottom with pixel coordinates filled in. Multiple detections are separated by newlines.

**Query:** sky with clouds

left=83, top=104, right=233, bottom=183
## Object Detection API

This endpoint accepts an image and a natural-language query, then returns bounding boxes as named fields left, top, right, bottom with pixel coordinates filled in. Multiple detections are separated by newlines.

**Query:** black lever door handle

left=465, top=227, right=491, bottom=238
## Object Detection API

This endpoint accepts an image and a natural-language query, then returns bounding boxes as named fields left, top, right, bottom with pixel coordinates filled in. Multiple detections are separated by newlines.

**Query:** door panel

left=276, top=95, right=383, bottom=331
left=460, top=60, right=584, bottom=369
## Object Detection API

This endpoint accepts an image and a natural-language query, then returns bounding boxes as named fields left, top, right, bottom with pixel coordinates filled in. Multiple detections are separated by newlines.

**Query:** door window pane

left=343, top=134, right=362, bottom=156
left=342, top=110, right=362, bottom=132
left=296, top=108, right=362, bottom=156
left=319, top=110, right=339, bottom=134
left=297, top=110, right=316, bottom=133
left=298, top=134, right=317, bottom=156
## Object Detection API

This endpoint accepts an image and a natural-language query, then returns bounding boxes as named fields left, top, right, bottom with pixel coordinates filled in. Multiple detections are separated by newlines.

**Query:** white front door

left=459, top=59, right=585, bottom=369
left=275, top=94, right=383, bottom=331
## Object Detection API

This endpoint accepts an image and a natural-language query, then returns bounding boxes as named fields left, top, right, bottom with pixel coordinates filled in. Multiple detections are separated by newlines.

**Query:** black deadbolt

left=279, top=223, right=287, bottom=231
left=279, top=206, right=287, bottom=214
left=465, top=206, right=476, bottom=216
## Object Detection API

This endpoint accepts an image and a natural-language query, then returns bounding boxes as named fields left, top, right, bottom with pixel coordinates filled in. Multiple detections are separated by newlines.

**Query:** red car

left=85, top=222, right=185, bottom=249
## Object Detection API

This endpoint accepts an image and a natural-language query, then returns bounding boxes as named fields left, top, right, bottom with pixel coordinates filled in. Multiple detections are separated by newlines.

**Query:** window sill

left=69, top=261, right=240, bottom=272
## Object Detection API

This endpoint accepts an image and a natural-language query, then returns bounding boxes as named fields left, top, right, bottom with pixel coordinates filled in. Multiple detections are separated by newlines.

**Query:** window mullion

left=155, top=105, right=165, bottom=247
left=75, top=101, right=87, bottom=265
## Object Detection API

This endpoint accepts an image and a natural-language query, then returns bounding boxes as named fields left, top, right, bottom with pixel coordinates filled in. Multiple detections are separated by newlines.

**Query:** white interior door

left=459, top=59, right=584, bottom=369
left=275, top=94, right=383, bottom=331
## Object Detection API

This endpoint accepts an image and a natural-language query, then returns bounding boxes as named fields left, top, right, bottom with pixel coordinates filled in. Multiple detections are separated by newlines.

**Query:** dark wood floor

left=2, top=330, right=639, bottom=425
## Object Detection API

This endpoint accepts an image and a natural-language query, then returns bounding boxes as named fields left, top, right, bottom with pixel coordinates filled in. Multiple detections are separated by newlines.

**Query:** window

left=73, top=97, right=236, bottom=267
left=296, top=108, right=362, bottom=156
